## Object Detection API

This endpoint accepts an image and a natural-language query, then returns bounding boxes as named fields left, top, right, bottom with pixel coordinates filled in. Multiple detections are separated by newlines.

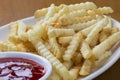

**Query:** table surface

left=0, top=0, right=120, bottom=80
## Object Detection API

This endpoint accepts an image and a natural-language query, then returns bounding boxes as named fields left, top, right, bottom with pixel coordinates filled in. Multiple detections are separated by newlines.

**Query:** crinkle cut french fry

left=34, top=2, right=97, bottom=18
left=85, top=17, right=108, bottom=44
left=8, top=22, right=21, bottom=44
left=47, top=69, right=62, bottom=80
left=103, top=27, right=112, bottom=35
left=9, top=22, right=18, bottom=36
left=95, top=51, right=112, bottom=67
left=63, top=32, right=82, bottom=61
left=68, top=2, right=97, bottom=11
left=87, top=7, right=113, bottom=16
left=34, top=4, right=65, bottom=19
left=59, top=14, right=97, bottom=26
left=106, top=16, right=112, bottom=28
left=79, top=59, right=92, bottom=76
left=30, top=23, right=49, bottom=42
left=63, top=61, right=73, bottom=70
left=99, top=31, right=108, bottom=42
left=81, top=24, right=95, bottom=37
left=111, top=27, right=119, bottom=34
left=99, top=27, right=113, bottom=42
left=80, top=41, right=92, bottom=59
left=34, top=8, right=48, bottom=18
left=27, top=30, right=36, bottom=44
left=27, top=29, right=45, bottom=46
left=49, top=37, right=62, bottom=59
left=48, top=28, right=75, bottom=38
left=8, top=35, right=22, bottom=44
left=89, top=33, right=99, bottom=47
left=95, top=7, right=113, bottom=15
left=35, top=41, right=73, bottom=80
left=58, top=10, right=87, bottom=26
left=69, top=67, right=80, bottom=80
left=93, top=32, right=120, bottom=59
left=65, top=19, right=97, bottom=31
left=17, top=21, right=28, bottom=41
left=58, top=36, right=72, bottom=45
left=66, top=9, right=87, bottom=17
left=81, top=16, right=103, bottom=36
left=44, top=4, right=55, bottom=20
left=0, top=41, right=17, bottom=52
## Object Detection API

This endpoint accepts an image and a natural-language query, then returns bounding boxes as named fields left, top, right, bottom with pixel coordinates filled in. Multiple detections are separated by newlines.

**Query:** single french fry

left=65, top=19, right=97, bottom=31
left=17, top=21, right=28, bottom=41
left=63, top=61, right=73, bottom=70
left=111, top=27, right=119, bottom=34
left=95, top=7, right=113, bottom=15
left=68, top=2, right=97, bottom=11
left=69, top=67, right=80, bottom=80
left=34, top=4, right=65, bottom=18
left=34, top=8, right=48, bottom=18
left=49, top=37, right=62, bottom=59
left=59, top=14, right=97, bottom=26
left=27, top=29, right=41, bottom=45
left=34, top=41, right=73, bottom=80
left=89, top=33, right=99, bottom=47
left=106, top=17, right=112, bottom=28
left=93, top=32, right=120, bottom=59
left=48, top=28, right=75, bottom=38
left=58, top=10, right=86, bottom=26
left=85, top=17, right=108, bottom=44
left=44, top=4, right=56, bottom=20
left=79, top=59, right=92, bottom=76
left=87, top=7, right=113, bottom=16
left=94, top=51, right=112, bottom=67
left=80, top=41, right=92, bottom=59
left=103, top=27, right=112, bottom=35
left=58, top=36, right=72, bottom=45
left=9, top=22, right=18, bottom=36
left=81, top=24, right=95, bottom=37
left=47, top=69, right=62, bottom=80
left=8, top=22, right=21, bottom=44
left=0, top=41, right=17, bottom=52
left=8, top=34, right=22, bottom=44
left=99, top=31, right=108, bottom=42
left=63, top=32, right=82, bottom=61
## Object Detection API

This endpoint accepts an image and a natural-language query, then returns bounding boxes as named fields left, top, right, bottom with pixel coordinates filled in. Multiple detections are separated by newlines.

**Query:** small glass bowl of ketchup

left=0, top=52, right=52, bottom=80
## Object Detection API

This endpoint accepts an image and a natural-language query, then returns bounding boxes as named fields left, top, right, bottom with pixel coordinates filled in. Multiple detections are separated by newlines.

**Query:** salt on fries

left=0, top=2, right=120, bottom=80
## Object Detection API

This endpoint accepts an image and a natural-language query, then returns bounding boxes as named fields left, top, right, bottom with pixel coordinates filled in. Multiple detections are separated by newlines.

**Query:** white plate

left=0, top=16, right=120, bottom=80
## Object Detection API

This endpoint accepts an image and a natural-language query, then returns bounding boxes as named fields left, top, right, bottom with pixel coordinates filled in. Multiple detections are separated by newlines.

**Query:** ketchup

left=0, top=58, right=45, bottom=80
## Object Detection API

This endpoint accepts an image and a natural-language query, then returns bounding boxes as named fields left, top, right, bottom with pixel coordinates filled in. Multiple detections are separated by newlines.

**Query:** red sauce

left=0, top=58, right=45, bottom=80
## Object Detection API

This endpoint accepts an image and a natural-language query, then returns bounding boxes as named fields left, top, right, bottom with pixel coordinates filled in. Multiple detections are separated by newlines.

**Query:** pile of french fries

left=0, top=2, right=120, bottom=80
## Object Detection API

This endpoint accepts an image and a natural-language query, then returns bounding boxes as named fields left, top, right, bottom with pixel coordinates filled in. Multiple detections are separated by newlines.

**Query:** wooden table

left=0, top=0, right=120, bottom=80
